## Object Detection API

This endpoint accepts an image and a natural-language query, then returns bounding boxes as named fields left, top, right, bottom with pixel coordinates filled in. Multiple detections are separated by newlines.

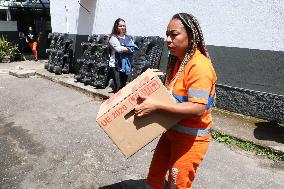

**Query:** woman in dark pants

left=25, top=26, right=40, bottom=61
left=108, top=18, right=137, bottom=92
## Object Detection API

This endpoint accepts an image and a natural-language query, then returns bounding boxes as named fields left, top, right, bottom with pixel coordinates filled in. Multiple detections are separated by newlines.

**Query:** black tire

left=54, top=66, right=62, bottom=75
left=46, top=49, right=51, bottom=54
left=48, top=64, right=54, bottom=72
left=84, top=77, right=91, bottom=85
left=74, top=74, right=82, bottom=82
left=44, top=63, right=49, bottom=70
left=62, top=64, right=69, bottom=74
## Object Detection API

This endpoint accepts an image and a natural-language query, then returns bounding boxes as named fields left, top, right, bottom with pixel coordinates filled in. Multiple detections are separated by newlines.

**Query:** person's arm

left=134, top=95, right=205, bottom=119
left=109, top=36, right=128, bottom=53
left=135, top=58, right=215, bottom=119
left=25, top=35, right=28, bottom=43
left=37, top=32, right=41, bottom=42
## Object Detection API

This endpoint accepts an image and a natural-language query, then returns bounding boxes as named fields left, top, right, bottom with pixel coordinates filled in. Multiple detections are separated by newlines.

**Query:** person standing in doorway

left=108, top=18, right=138, bottom=92
left=135, top=13, right=217, bottom=189
left=26, top=26, right=39, bottom=61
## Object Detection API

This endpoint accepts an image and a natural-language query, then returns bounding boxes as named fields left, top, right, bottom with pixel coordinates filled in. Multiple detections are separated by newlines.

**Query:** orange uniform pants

left=28, top=42, right=38, bottom=60
left=146, top=129, right=210, bottom=189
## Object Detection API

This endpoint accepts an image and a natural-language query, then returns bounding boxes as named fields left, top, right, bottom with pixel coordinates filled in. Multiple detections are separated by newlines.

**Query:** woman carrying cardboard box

left=135, top=13, right=217, bottom=189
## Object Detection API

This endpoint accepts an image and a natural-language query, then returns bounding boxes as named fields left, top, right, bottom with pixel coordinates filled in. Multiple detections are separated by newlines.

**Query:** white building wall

left=50, top=0, right=284, bottom=52
left=93, top=0, right=284, bottom=52
left=50, top=0, right=80, bottom=34
left=76, top=0, right=97, bottom=35
left=50, top=0, right=96, bottom=35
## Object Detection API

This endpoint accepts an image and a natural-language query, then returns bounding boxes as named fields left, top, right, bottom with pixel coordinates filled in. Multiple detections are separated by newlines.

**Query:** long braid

left=165, top=13, right=209, bottom=87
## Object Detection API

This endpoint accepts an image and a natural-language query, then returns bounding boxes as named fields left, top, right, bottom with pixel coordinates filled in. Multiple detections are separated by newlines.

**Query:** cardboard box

left=96, top=69, right=179, bottom=158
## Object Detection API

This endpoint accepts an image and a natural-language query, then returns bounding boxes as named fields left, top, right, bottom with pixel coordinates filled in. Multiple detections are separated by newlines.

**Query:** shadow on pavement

left=99, top=179, right=146, bottom=189
left=99, top=179, right=169, bottom=189
left=254, top=121, right=284, bottom=144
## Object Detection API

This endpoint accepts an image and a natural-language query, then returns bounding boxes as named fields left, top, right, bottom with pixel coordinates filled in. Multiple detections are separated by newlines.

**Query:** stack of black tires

left=45, top=33, right=73, bottom=75
left=74, top=34, right=110, bottom=88
left=44, top=33, right=164, bottom=89
left=130, top=36, right=164, bottom=81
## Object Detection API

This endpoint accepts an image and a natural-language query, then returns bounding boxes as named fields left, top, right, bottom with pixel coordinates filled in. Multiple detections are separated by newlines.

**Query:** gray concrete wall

left=0, top=21, right=17, bottom=31
left=208, top=45, right=284, bottom=95
left=216, top=84, right=284, bottom=123
left=0, top=21, right=18, bottom=43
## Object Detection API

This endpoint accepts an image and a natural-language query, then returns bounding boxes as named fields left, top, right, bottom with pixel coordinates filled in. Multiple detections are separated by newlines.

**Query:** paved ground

left=6, top=60, right=283, bottom=154
left=0, top=60, right=283, bottom=189
left=0, top=61, right=284, bottom=189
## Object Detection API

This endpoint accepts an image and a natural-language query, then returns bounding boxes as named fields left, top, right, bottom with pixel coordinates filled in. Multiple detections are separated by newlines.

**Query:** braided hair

left=165, top=13, right=210, bottom=86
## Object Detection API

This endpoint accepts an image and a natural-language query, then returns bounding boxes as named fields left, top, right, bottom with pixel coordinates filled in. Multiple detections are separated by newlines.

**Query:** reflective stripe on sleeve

left=188, top=89, right=210, bottom=99
left=172, top=124, right=211, bottom=136
left=172, top=93, right=188, bottom=103
left=205, top=95, right=215, bottom=110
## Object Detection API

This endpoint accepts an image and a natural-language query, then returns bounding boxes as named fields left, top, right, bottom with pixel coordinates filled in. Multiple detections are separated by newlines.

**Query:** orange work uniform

left=28, top=42, right=38, bottom=60
left=26, top=32, right=38, bottom=60
left=146, top=49, right=217, bottom=189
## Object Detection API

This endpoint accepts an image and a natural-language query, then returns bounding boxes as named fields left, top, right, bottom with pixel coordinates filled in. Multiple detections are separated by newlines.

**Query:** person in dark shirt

left=25, top=26, right=40, bottom=61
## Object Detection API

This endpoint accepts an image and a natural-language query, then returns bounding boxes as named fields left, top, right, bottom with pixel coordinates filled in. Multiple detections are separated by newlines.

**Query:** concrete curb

left=212, top=109, right=284, bottom=154
left=9, top=69, right=36, bottom=78
left=35, top=70, right=112, bottom=101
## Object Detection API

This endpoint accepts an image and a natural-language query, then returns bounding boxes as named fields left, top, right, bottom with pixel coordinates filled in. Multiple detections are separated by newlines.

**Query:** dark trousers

left=109, top=67, right=128, bottom=92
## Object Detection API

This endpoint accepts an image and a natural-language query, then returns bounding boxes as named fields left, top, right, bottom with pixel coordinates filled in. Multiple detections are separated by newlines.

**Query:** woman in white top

left=108, top=18, right=135, bottom=92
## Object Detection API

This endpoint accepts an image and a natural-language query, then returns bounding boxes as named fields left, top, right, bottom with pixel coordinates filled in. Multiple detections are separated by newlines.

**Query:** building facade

left=50, top=0, right=284, bottom=122
left=0, top=0, right=51, bottom=57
